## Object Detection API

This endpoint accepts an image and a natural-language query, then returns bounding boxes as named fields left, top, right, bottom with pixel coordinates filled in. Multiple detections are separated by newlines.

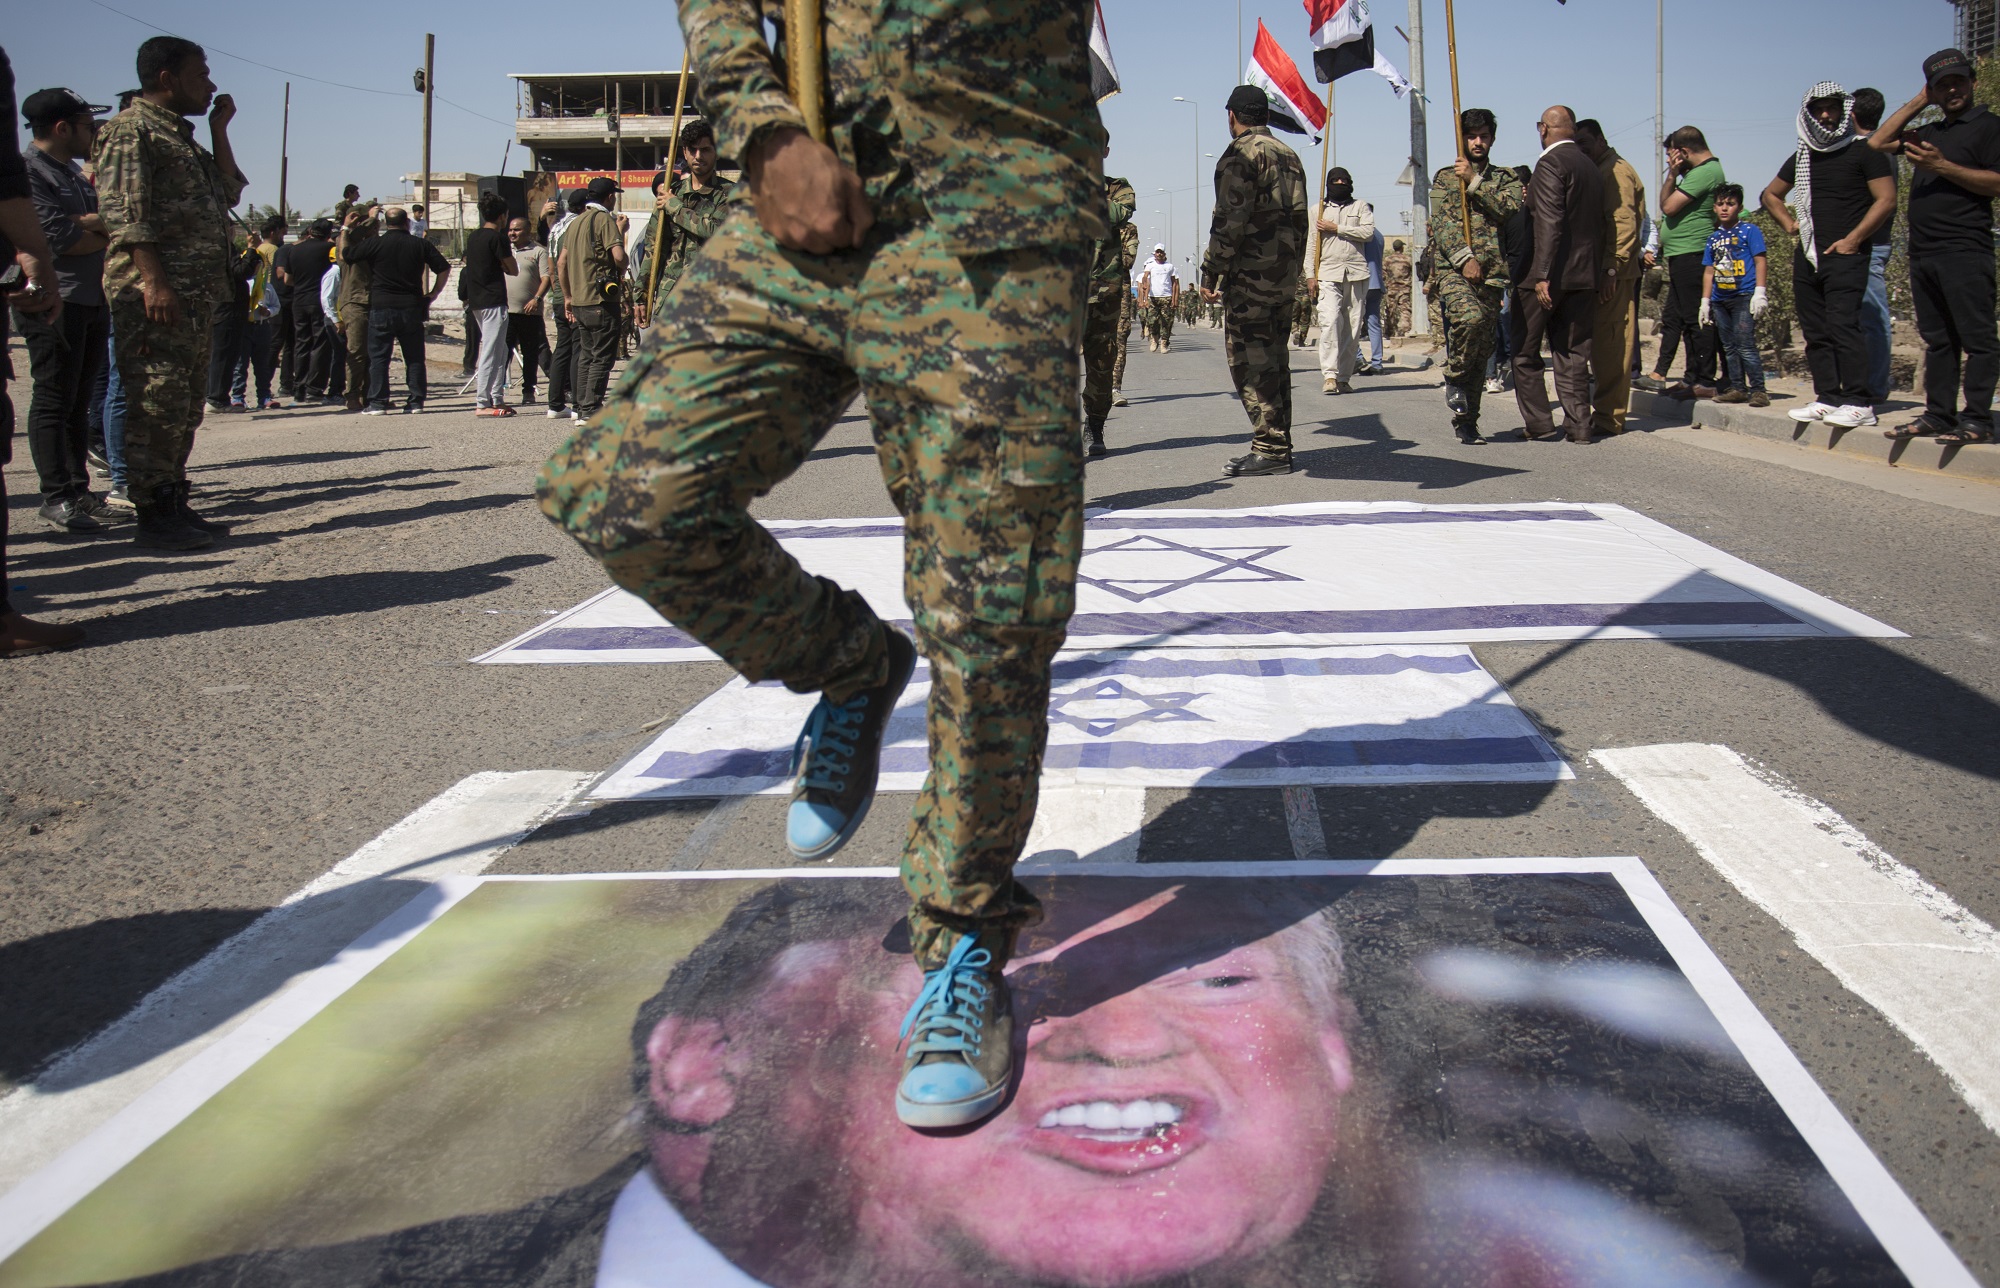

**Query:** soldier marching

left=1427, top=107, right=1526, bottom=445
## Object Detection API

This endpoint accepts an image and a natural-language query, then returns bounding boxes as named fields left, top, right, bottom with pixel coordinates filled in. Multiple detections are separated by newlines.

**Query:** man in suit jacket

left=1512, top=106, right=1605, bottom=442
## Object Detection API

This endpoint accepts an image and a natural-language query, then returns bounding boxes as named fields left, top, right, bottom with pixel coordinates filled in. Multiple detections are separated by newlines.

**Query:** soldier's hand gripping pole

left=1443, top=0, right=1474, bottom=249
left=645, top=45, right=693, bottom=319
left=783, top=0, right=829, bottom=144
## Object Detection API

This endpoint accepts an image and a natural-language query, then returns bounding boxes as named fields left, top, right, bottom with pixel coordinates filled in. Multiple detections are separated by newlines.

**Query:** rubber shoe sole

left=786, top=630, right=919, bottom=860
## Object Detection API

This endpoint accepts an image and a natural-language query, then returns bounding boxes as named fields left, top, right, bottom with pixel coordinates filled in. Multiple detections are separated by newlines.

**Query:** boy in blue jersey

left=1700, top=184, right=1770, bottom=406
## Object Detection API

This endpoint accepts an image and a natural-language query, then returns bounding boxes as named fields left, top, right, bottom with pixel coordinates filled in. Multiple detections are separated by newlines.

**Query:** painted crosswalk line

left=1596, top=743, right=2000, bottom=1137
left=588, top=645, right=1570, bottom=801
left=0, top=864, right=1972, bottom=1287
left=475, top=502, right=1901, bottom=664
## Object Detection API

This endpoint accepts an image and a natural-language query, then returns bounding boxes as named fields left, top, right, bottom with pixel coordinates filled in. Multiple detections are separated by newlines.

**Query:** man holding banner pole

left=537, top=0, right=1108, bottom=1131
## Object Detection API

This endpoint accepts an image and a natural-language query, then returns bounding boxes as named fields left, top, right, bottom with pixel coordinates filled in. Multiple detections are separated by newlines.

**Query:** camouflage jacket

left=648, top=173, right=740, bottom=306
left=1427, top=161, right=1526, bottom=288
left=680, top=0, right=1108, bottom=254
left=1199, top=125, right=1308, bottom=306
left=1088, top=175, right=1135, bottom=295
left=96, top=97, right=245, bottom=303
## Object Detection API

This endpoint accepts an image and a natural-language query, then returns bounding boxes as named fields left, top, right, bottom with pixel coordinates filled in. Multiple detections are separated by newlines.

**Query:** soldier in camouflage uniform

left=641, top=118, right=739, bottom=321
left=96, top=37, right=246, bottom=551
left=1428, top=107, right=1525, bottom=444
left=1290, top=269, right=1314, bottom=349
left=1382, top=237, right=1412, bottom=337
left=1133, top=244, right=1178, bottom=350
left=1079, top=170, right=1134, bottom=456
left=536, top=0, right=1106, bottom=1130
left=1110, top=215, right=1136, bottom=402
left=1202, top=85, right=1308, bottom=477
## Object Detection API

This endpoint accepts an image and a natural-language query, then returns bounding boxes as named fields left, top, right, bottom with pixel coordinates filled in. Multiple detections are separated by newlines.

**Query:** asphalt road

left=2, top=323, right=1996, bottom=1278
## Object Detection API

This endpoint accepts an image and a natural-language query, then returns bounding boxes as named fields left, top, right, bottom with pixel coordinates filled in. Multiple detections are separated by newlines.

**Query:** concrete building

left=1955, top=0, right=1997, bottom=59
left=512, top=70, right=705, bottom=212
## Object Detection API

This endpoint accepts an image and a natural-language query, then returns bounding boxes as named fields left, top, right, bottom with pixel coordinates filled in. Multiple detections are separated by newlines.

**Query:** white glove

left=1750, top=288, right=1768, bottom=318
left=1697, top=298, right=1712, bottom=328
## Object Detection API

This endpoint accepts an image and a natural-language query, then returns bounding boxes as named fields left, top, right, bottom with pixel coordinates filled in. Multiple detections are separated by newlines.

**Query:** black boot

left=1084, top=416, right=1107, bottom=458
left=134, top=484, right=213, bottom=550
left=175, top=480, right=232, bottom=536
left=1448, top=382, right=1486, bottom=444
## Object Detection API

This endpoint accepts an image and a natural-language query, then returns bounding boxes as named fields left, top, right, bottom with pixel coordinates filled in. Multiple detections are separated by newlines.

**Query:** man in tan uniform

left=1577, top=118, right=1646, bottom=435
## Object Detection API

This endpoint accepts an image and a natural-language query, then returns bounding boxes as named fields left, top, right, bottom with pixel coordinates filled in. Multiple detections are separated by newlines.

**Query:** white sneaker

left=546, top=408, right=567, bottom=419
left=1821, top=404, right=1878, bottom=428
left=1787, top=401, right=1836, bottom=423
left=1483, top=377, right=1506, bottom=394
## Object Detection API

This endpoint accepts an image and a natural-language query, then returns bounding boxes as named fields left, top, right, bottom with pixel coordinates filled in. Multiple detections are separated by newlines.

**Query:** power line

left=81, top=0, right=514, bottom=128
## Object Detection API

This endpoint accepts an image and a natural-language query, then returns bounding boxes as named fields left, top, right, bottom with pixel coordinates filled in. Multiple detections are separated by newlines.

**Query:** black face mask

left=1327, top=183, right=1354, bottom=204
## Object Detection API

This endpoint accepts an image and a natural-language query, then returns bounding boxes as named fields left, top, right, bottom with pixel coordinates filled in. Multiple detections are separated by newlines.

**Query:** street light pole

left=1407, top=0, right=1430, bottom=337
left=1172, top=97, right=1200, bottom=256
left=1655, top=0, right=1665, bottom=182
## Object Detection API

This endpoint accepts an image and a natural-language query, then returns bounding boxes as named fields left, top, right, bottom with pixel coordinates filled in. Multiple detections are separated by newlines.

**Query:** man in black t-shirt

left=1871, top=49, right=2000, bottom=444
left=277, top=219, right=336, bottom=402
left=460, top=192, right=519, bottom=414
left=339, top=207, right=450, bottom=413
left=1761, top=82, right=1896, bottom=430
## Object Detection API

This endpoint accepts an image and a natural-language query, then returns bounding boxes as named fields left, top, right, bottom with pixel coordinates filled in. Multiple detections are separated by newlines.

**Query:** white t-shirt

left=505, top=243, right=548, bottom=313
left=1134, top=259, right=1179, bottom=298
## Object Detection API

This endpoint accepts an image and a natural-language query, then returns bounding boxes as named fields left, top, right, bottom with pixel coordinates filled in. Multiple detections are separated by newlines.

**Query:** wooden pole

left=783, top=0, right=827, bottom=143
left=1309, top=83, right=1335, bottom=285
left=278, top=82, right=290, bottom=225
left=645, top=46, right=694, bottom=319
left=1442, top=0, right=1473, bottom=247
left=420, top=34, right=434, bottom=286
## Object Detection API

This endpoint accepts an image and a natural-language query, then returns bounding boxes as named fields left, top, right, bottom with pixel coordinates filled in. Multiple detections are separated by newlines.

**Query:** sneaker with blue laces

left=896, top=935, right=1014, bottom=1129
left=785, top=628, right=918, bottom=860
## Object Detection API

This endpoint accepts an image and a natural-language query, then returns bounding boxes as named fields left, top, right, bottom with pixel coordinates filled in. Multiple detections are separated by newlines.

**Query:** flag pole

left=1309, top=83, right=1334, bottom=287
left=783, top=0, right=828, bottom=143
left=1442, top=0, right=1473, bottom=248
left=645, top=46, right=693, bottom=322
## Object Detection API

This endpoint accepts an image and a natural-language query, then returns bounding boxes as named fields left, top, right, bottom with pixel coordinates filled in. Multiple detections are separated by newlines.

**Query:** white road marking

left=0, top=770, right=592, bottom=1200
left=1021, top=786, right=1146, bottom=863
left=1283, top=785, right=1330, bottom=858
left=1594, top=743, right=2000, bottom=1135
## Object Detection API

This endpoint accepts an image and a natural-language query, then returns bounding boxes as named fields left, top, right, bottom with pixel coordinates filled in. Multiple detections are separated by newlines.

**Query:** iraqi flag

left=1304, top=0, right=1413, bottom=97
left=1089, top=1, right=1120, bottom=102
left=1245, top=20, right=1328, bottom=141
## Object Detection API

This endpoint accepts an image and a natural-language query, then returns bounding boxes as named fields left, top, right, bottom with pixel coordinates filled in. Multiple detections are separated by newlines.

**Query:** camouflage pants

left=537, top=211, right=1089, bottom=971
left=1112, top=289, right=1133, bottom=389
left=1435, top=270, right=1505, bottom=391
left=1143, top=296, right=1174, bottom=346
left=1223, top=294, right=1294, bottom=460
left=1081, top=286, right=1125, bottom=421
left=111, top=288, right=214, bottom=497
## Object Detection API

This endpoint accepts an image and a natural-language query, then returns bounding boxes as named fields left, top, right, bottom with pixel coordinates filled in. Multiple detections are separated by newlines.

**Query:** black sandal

left=1934, top=426, right=1994, bottom=446
left=1884, top=418, right=1941, bottom=440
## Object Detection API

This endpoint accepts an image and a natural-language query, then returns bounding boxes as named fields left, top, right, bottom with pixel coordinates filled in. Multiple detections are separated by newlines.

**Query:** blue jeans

left=1712, top=295, right=1764, bottom=393
left=1365, top=287, right=1383, bottom=365
left=103, top=320, right=127, bottom=488
left=366, top=305, right=429, bottom=410
left=1861, top=242, right=1892, bottom=402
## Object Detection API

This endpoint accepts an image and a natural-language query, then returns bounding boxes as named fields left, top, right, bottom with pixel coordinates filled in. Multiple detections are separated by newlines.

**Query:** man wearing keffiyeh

left=1761, top=82, right=1897, bottom=430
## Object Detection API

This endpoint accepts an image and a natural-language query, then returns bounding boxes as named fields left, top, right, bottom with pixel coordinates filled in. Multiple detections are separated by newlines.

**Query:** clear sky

left=2, top=0, right=1958, bottom=255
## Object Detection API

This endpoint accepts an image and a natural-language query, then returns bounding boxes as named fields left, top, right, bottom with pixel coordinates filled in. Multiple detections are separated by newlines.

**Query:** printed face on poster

left=0, top=866, right=1959, bottom=1288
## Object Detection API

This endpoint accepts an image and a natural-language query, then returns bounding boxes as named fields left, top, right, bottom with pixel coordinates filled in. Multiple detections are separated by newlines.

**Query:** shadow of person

left=85, top=553, right=552, bottom=643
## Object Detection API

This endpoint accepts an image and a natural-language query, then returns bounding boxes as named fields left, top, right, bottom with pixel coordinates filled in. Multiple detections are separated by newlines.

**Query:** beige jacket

left=1598, top=150, right=1647, bottom=281
left=1314, top=199, right=1376, bottom=284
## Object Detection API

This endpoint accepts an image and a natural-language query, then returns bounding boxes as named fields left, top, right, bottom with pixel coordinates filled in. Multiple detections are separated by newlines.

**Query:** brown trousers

left=1592, top=272, right=1641, bottom=434
left=1511, top=286, right=1595, bottom=440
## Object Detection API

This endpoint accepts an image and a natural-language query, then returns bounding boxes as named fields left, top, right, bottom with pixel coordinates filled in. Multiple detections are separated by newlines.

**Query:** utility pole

left=1407, top=0, right=1430, bottom=337
left=613, top=81, right=624, bottom=195
left=419, top=33, right=434, bottom=233
left=277, top=82, right=289, bottom=225
left=1655, top=0, right=1665, bottom=182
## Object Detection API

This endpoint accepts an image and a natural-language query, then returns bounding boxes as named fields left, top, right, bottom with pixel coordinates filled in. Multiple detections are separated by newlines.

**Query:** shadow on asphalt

left=75, top=553, right=552, bottom=642
left=186, top=446, right=429, bottom=473
left=0, top=905, right=267, bottom=1084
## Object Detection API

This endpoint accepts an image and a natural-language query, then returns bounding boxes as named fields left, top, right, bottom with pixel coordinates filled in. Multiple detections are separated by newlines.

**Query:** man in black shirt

left=339, top=207, right=449, bottom=413
left=1762, top=82, right=1895, bottom=430
left=460, top=192, right=519, bottom=414
left=1871, top=49, right=2000, bottom=445
left=278, top=218, right=335, bottom=403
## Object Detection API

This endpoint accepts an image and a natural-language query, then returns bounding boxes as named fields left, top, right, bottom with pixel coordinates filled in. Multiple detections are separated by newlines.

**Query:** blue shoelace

left=790, top=691, right=869, bottom=792
left=899, top=935, right=995, bottom=1060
